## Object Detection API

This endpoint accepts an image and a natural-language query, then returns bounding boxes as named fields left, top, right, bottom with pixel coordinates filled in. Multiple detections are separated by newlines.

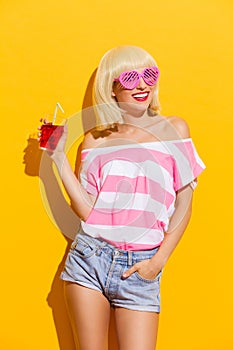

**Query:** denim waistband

left=77, top=232, right=160, bottom=266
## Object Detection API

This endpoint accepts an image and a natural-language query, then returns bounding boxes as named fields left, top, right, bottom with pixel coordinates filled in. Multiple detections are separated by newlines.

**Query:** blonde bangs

left=108, top=46, right=157, bottom=80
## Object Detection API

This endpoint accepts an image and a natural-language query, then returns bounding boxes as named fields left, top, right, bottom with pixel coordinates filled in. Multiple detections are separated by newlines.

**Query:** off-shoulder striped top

left=79, top=138, right=206, bottom=251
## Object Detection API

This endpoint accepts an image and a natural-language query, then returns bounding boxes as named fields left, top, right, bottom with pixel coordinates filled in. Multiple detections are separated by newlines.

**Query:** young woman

left=39, top=45, right=206, bottom=350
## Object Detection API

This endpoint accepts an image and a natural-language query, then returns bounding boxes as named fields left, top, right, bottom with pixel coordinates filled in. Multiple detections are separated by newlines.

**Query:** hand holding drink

left=39, top=103, right=66, bottom=152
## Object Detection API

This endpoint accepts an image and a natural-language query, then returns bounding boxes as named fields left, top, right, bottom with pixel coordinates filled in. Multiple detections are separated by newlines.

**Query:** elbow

left=70, top=201, right=92, bottom=222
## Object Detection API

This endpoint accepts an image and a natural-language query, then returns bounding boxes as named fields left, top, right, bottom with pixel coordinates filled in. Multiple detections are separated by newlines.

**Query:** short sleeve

left=171, top=138, right=206, bottom=191
left=79, top=150, right=100, bottom=196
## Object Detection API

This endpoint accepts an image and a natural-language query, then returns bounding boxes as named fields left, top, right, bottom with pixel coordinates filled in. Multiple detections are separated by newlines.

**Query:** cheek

left=148, top=87, right=155, bottom=101
left=113, top=89, right=132, bottom=102
left=112, top=82, right=123, bottom=95
left=150, top=85, right=156, bottom=94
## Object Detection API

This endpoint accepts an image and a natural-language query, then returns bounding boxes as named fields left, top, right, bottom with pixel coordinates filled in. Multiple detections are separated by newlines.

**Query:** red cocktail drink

left=40, top=124, right=64, bottom=151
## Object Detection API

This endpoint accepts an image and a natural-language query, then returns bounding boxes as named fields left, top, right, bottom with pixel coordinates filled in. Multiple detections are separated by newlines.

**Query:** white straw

left=52, top=102, right=65, bottom=124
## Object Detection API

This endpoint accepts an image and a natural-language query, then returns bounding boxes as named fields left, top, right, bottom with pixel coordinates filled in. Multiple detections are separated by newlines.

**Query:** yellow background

left=1, top=0, right=232, bottom=349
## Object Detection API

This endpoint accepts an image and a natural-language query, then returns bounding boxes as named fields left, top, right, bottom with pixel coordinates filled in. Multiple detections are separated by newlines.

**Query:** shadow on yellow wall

left=23, top=137, right=77, bottom=349
left=22, top=69, right=119, bottom=350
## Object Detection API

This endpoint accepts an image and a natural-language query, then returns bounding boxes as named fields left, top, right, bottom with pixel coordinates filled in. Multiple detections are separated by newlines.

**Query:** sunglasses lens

left=116, top=67, right=159, bottom=89
left=120, top=71, right=139, bottom=89
left=143, top=67, right=159, bottom=86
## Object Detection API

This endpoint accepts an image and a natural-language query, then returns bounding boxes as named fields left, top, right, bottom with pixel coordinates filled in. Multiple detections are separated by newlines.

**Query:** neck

left=122, top=110, right=159, bottom=128
left=122, top=111, right=151, bottom=126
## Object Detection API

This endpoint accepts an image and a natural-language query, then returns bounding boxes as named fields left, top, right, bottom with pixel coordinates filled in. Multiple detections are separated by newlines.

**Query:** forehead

left=113, top=56, right=155, bottom=76
left=115, top=65, right=154, bottom=79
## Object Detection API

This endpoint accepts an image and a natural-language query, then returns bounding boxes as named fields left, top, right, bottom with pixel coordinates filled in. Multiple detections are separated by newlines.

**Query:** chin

left=120, top=101, right=149, bottom=116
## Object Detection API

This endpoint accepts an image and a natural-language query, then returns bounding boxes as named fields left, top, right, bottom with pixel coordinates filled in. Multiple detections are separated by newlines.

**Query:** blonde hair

left=93, top=45, right=161, bottom=127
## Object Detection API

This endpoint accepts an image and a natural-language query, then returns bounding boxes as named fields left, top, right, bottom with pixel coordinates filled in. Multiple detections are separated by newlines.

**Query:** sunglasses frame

left=114, top=66, right=160, bottom=90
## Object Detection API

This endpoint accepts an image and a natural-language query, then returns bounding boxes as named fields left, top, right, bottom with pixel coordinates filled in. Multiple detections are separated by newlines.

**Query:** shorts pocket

left=134, top=270, right=162, bottom=283
left=70, top=237, right=96, bottom=258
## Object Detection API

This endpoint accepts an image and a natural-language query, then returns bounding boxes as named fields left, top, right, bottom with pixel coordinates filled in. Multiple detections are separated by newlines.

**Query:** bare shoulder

left=81, top=126, right=117, bottom=150
left=81, top=131, right=102, bottom=150
left=167, top=116, right=191, bottom=139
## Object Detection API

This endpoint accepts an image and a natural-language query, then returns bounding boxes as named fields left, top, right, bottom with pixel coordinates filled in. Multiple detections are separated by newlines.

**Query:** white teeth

left=133, top=93, right=148, bottom=98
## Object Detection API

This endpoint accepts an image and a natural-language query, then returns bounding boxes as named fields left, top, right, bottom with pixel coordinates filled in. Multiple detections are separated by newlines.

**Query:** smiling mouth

left=132, top=92, right=149, bottom=102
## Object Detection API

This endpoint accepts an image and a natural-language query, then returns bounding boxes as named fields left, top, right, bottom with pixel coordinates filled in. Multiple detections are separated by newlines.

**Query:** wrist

left=150, top=252, right=167, bottom=270
left=51, top=152, right=67, bottom=173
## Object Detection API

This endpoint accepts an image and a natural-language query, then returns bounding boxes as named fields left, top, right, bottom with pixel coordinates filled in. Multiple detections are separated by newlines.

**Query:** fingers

left=36, top=118, right=68, bottom=150
left=121, top=260, right=159, bottom=280
left=122, top=264, right=138, bottom=279
left=37, top=118, right=58, bottom=140
left=39, top=118, right=51, bottom=124
left=37, top=118, right=51, bottom=133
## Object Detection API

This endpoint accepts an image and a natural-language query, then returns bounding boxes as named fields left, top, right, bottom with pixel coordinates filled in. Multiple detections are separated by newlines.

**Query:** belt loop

left=128, top=251, right=133, bottom=266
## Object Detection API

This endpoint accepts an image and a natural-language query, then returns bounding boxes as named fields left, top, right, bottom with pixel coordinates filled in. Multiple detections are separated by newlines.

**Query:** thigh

left=64, top=282, right=111, bottom=350
left=114, top=307, right=159, bottom=350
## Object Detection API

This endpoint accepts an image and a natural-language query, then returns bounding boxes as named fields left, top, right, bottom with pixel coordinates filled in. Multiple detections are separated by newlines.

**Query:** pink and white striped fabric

left=80, top=138, right=206, bottom=251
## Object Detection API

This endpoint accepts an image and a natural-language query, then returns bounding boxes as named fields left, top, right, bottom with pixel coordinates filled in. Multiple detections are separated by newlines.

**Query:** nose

left=136, top=76, right=147, bottom=89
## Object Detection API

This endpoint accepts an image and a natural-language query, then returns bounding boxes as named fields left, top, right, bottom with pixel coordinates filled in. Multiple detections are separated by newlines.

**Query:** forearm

left=53, top=152, right=95, bottom=221
left=151, top=186, right=193, bottom=268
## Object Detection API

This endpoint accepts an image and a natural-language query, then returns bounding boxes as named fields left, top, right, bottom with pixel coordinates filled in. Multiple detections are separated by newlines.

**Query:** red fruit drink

left=40, top=124, right=64, bottom=151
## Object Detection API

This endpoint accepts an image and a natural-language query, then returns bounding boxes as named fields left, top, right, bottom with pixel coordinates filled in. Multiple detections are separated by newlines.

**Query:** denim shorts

left=60, top=231, right=162, bottom=313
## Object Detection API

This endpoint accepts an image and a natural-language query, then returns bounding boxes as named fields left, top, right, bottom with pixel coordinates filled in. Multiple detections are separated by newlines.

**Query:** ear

left=111, top=90, right=116, bottom=97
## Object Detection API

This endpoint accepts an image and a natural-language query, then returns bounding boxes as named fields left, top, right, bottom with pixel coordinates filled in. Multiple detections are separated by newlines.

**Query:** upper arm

left=75, top=130, right=106, bottom=182
left=74, top=143, right=83, bottom=178
left=175, top=182, right=193, bottom=215
left=169, top=117, right=198, bottom=191
left=74, top=132, right=96, bottom=178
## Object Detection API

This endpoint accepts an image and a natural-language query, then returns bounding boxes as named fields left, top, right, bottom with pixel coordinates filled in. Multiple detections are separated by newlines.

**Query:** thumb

left=122, top=264, right=138, bottom=279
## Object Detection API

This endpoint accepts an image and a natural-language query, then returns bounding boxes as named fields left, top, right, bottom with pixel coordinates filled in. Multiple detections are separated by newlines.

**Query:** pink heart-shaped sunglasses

left=114, top=66, right=160, bottom=90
